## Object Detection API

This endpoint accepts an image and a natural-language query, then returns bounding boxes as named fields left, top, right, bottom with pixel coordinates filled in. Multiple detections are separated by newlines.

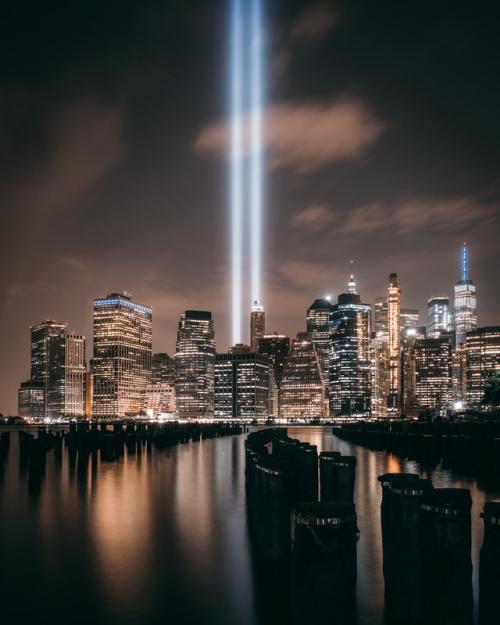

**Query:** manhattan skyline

left=1, top=0, right=500, bottom=414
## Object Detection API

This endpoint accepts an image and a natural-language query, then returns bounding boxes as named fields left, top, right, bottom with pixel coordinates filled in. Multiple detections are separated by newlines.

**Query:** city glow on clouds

left=290, top=1, right=339, bottom=42
left=194, top=99, right=384, bottom=174
left=291, top=204, right=333, bottom=230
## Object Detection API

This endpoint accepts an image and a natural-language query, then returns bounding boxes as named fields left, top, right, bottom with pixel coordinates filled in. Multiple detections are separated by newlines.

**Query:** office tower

left=466, top=327, right=500, bottom=408
left=454, top=243, right=477, bottom=345
left=401, top=326, right=427, bottom=412
left=279, top=332, right=324, bottom=420
left=257, top=333, right=290, bottom=419
left=250, top=301, right=265, bottom=351
left=427, top=296, right=451, bottom=338
left=413, top=337, right=453, bottom=415
left=214, top=349, right=270, bottom=418
left=307, top=298, right=333, bottom=388
left=175, top=310, right=215, bottom=419
left=387, top=273, right=401, bottom=415
left=143, top=352, right=176, bottom=417
left=92, top=292, right=152, bottom=418
left=18, top=320, right=86, bottom=420
left=18, top=381, right=44, bottom=420
left=329, top=276, right=372, bottom=417
left=370, top=336, right=389, bottom=418
left=401, top=309, right=420, bottom=329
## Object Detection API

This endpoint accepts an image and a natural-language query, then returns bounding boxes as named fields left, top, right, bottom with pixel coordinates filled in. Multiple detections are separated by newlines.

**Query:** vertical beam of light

left=250, top=0, right=263, bottom=307
left=230, top=0, right=243, bottom=344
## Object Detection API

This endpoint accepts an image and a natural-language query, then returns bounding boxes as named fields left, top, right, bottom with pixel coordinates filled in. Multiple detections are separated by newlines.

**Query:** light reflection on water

left=0, top=427, right=498, bottom=625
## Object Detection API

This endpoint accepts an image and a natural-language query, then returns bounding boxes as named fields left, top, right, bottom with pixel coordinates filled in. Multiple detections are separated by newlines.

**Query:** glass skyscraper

left=329, top=277, right=371, bottom=417
left=427, top=296, right=452, bottom=338
left=175, top=310, right=215, bottom=419
left=92, top=293, right=152, bottom=418
left=414, top=337, right=453, bottom=415
left=250, top=302, right=265, bottom=352
left=466, top=327, right=500, bottom=407
left=454, top=243, right=477, bottom=345
left=306, top=297, right=333, bottom=391
left=387, top=273, right=401, bottom=414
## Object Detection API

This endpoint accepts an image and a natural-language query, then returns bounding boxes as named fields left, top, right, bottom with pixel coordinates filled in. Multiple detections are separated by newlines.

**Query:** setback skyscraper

left=92, top=293, right=152, bottom=418
left=454, top=243, right=477, bottom=345
left=175, top=310, right=215, bottom=419
left=329, top=277, right=371, bottom=417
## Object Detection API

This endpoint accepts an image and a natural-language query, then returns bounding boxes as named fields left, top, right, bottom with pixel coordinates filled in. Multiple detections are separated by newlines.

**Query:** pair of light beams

left=230, top=0, right=264, bottom=345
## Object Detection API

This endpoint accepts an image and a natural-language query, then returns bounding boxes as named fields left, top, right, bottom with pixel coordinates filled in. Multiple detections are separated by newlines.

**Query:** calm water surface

left=0, top=427, right=498, bottom=625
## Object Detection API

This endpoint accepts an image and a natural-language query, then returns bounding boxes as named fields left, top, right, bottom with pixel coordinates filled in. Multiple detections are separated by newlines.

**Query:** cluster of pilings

left=245, top=429, right=358, bottom=623
left=0, top=432, right=9, bottom=477
left=15, top=421, right=244, bottom=488
left=334, top=420, right=500, bottom=480
left=379, top=473, right=500, bottom=625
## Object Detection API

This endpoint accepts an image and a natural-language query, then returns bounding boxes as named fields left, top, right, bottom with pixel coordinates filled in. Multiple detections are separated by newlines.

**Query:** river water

left=0, top=426, right=498, bottom=625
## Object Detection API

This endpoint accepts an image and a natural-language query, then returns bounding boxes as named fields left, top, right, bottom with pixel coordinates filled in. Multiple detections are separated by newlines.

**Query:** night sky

left=1, top=0, right=499, bottom=413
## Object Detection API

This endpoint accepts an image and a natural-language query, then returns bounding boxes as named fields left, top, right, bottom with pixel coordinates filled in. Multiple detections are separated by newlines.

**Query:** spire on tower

left=461, top=242, right=469, bottom=282
left=347, top=275, right=358, bottom=294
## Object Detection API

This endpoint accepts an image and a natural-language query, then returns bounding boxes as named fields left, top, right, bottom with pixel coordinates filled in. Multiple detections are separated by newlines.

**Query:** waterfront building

left=454, top=243, right=477, bottom=345
left=279, top=332, right=324, bottom=420
left=329, top=276, right=371, bottom=417
left=306, top=298, right=333, bottom=389
left=92, top=293, right=152, bottom=418
left=257, top=333, right=290, bottom=418
left=18, top=320, right=86, bottom=420
left=17, top=380, right=44, bottom=420
left=427, top=296, right=452, bottom=338
left=152, top=353, right=175, bottom=385
left=214, top=348, right=270, bottom=418
left=175, top=310, right=215, bottom=419
left=387, top=273, right=401, bottom=414
left=250, top=302, right=265, bottom=351
left=374, top=296, right=389, bottom=341
left=143, top=383, right=176, bottom=417
left=370, top=336, right=389, bottom=418
left=466, top=327, right=500, bottom=407
left=414, top=337, right=453, bottom=414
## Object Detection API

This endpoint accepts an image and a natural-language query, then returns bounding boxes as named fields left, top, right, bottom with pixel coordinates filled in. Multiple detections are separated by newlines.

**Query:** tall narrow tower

left=387, top=273, right=401, bottom=415
left=454, top=243, right=477, bottom=345
left=250, top=301, right=265, bottom=351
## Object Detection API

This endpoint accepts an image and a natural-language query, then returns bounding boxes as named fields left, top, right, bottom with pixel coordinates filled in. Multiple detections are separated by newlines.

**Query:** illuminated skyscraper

left=19, top=321, right=86, bottom=419
left=152, top=353, right=175, bottom=385
left=175, top=310, right=215, bottom=419
left=414, top=337, right=453, bottom=415
left=92, top=293, right=152, bottom=418
left=427, top=296, right=452, bottom=338
left=307, top=298, right=333, bottom=389
left=401, top=326, right=427, bottom=412
left=250, top=301, right=265, bottom=351
left=143, top=352, right=176, bottom=417
left=214, top=348, right=270, bottom=418
left=466, top=327, right=500, bottom=407
left=454, top=243, right=477, bottom=345
left=329, top=276, right=371, bottom=416
left=387, top=273, right=401, bottom=414
left=374, top=296, right=389, bottom=341
left=279, top=332, right=324, bottom=420
left=257, top=333, right=290, bottom=418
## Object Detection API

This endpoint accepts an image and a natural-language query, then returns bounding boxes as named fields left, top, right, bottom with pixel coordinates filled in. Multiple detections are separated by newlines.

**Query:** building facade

left=387, top=273, right=401, bottom=414
left=401, top=309, right=420, bottom=329
left=18, top=321, right=86, bottom=420
left=466, top=327, right=500, bottom=407
left=279, top=332, right=324, bottom=420
left=307, top=298, right=333, bottom=390
left=329, top=277, right=371, bottom=417
left=250, top=302, right=265, bottom=352
left=454, top=243, right=477, bottom=346
left=414, top=337, right=453, bottom=414
left=175, top=310, right=215, bottom=418
left=427, top=296, right=452, bottom=338
left=257, top=333, right=290, bottom=418
left=92, top=293, right=152, bottom=418
left=214, top=349, right=270, bottom=418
